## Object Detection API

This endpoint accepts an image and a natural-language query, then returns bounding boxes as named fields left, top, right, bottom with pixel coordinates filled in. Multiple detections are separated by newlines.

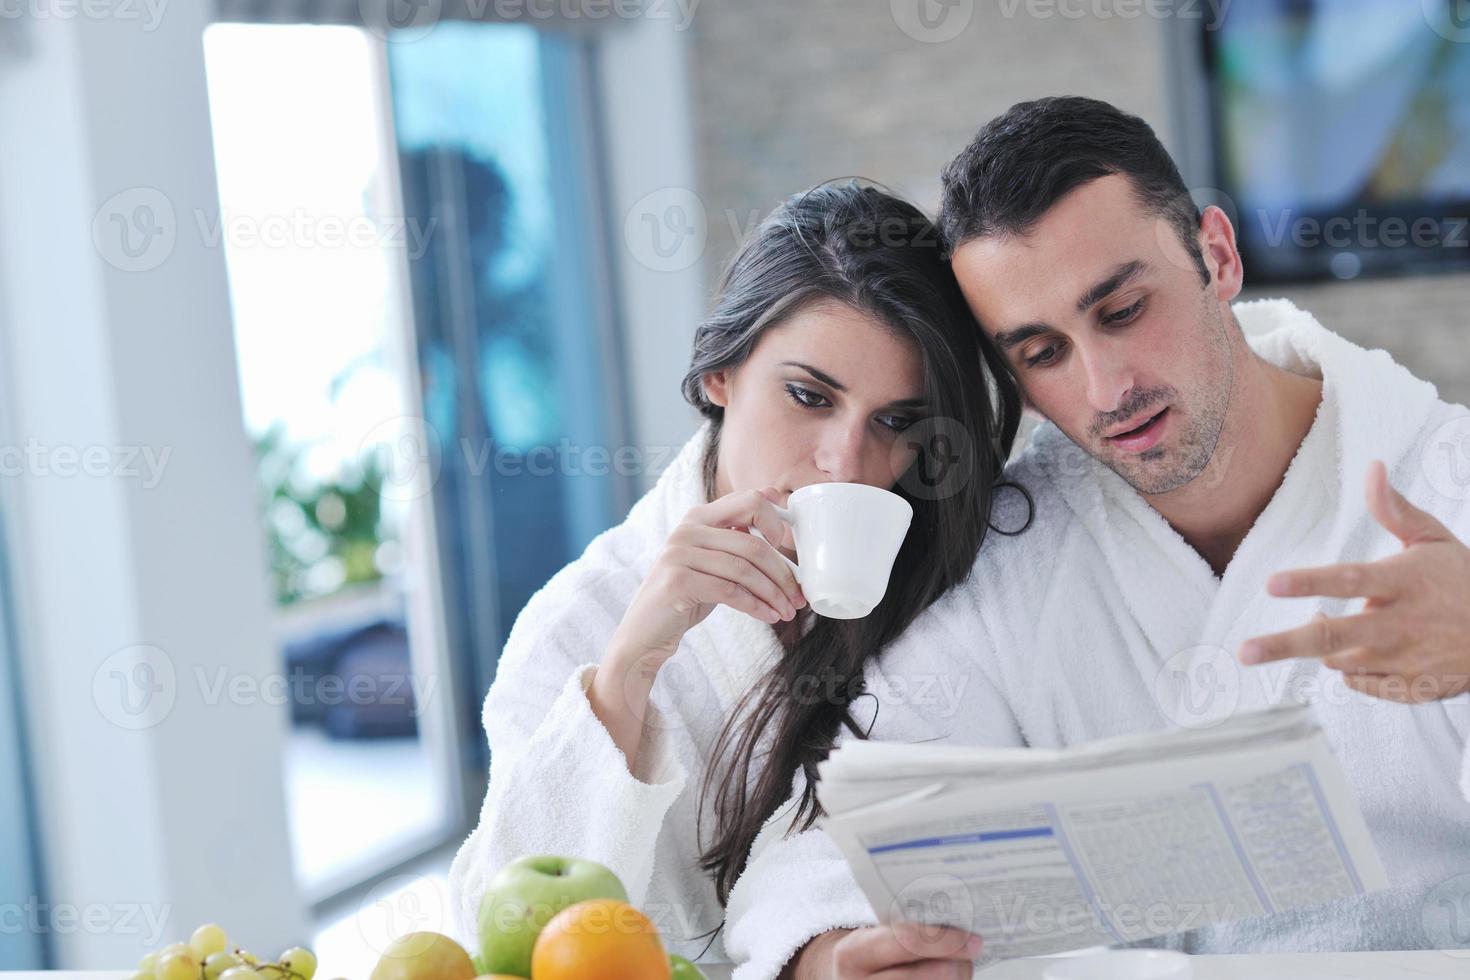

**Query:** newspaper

left=814, top=705, right=1387, bottom=964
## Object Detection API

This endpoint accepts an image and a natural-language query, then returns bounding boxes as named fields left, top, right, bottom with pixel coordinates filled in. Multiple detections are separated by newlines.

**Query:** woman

left=447, top=181, right=1021, bottom=977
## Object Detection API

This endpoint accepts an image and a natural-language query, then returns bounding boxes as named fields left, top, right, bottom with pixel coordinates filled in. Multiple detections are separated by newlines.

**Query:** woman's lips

left=1106, top=407, right=1170, bottom=454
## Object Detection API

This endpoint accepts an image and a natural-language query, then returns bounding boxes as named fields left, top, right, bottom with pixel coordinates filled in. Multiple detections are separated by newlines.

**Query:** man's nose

left=1081, top=344, right=1135, bottom=415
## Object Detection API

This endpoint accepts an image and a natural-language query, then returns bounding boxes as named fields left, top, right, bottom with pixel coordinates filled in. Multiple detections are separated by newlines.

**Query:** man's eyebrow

left=992, top=323, right=1051, bottom=352
left=781, top=361, right=846, bottom=391
left=1075, top=259, right=1147, bottom=314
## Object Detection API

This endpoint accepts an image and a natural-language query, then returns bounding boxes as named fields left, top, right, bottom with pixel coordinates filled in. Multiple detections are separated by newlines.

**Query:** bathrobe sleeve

left=722, top=605, right=1027, bottom=980
left=446, top=562, right=689, bottom=949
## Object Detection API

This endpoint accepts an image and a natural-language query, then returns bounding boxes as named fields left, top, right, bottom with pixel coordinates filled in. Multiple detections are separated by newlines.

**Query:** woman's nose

left=814, top=422, right=869, bottom=484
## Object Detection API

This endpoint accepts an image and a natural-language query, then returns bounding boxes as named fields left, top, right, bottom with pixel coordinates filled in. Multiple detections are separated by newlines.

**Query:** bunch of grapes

left=133, top=924, right=318, bottom=980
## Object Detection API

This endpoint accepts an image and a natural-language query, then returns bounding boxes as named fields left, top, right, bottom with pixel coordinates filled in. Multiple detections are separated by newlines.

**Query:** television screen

left=1206, top=0, right=1470, bottom=282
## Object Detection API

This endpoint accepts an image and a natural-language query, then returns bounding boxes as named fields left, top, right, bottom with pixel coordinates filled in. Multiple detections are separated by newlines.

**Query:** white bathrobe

left=722, top=299, right=1470, bottom=977
left=447, top=417, right=810, bottom=964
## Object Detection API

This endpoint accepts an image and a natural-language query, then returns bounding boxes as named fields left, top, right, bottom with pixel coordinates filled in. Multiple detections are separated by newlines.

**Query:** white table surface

left=8, top=951, right=1467, bottom=979
left=697, top=950, right=1469, bottom=978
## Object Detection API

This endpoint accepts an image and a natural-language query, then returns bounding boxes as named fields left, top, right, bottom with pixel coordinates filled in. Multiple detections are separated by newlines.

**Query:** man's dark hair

left=939, top=96, right=1210, bottom=285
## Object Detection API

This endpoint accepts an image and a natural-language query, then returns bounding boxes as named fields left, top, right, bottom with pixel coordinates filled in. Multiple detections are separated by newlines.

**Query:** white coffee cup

left=758, top=482, right=913, bottom=620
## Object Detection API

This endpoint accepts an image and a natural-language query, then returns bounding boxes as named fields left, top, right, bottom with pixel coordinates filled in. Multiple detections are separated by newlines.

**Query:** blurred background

left=1, top=0, right=1468, bottom=973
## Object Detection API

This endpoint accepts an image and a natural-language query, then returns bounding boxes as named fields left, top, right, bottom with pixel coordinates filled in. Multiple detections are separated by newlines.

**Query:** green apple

left=669, top=953, right=708, bottom=980
left=369, top=932, right=474, bottom=980
left=476, top=854, right=627, bottom=978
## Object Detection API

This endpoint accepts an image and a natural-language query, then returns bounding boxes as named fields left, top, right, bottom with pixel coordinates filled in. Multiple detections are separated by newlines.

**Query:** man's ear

left=702, top=369, right=730, bottom=408
left=1199, top=205, right=1243, bottom=302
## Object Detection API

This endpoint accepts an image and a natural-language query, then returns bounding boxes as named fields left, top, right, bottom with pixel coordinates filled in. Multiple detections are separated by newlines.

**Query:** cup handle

left=750, top=504, right=801, bottom=583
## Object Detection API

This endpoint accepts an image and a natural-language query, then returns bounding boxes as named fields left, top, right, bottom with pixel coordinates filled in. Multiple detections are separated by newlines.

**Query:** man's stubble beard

left=1108, top=296, right=1236, bottom=496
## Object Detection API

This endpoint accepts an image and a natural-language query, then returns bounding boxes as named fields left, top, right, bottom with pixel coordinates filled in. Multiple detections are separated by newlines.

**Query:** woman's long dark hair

left=680, top=180, right=1024, bottom=912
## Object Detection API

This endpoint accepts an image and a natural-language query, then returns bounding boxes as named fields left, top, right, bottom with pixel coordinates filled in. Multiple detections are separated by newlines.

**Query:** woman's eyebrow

left=781, top=361, right=846, bottom=391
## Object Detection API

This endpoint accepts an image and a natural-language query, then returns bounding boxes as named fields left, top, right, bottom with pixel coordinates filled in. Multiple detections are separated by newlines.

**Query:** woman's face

left=702, top=299, right=927, bottom=501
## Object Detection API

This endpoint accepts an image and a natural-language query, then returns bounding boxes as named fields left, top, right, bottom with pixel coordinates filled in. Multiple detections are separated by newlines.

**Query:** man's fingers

left=869, top=962, right=972, bottom=980
left=1266, top=561, right=1401, bottom=600
left=1366, top=459, right=1454, bottom=547
left=837, top=922, right=981, bottom=974
left=1321, top=648, right=1384, bottom=673
left=1239, top=613, right=1388, bottom=665
left=1340, top=671, right=1416, bottom=704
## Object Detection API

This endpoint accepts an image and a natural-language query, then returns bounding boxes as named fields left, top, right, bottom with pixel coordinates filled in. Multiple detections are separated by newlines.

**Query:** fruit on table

left=530, top=899, right=671, bottom=980
left=369, top=931, right=476, bottom=980
left=476, top=854, right=628, bottom=977
left=669, top=953, right=708, bottom=980
left=131, top=924, right=317, bottom=980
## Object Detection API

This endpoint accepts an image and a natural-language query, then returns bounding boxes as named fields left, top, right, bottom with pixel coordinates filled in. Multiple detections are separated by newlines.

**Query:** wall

left=685, top=0, right=1470, bottom=407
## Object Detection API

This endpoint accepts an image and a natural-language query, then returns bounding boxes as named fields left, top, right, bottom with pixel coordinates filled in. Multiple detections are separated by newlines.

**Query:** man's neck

left=1144, top=347, right=1325, bottom=578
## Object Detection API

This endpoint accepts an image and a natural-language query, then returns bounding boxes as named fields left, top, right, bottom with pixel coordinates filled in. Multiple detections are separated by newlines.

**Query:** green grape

left=138, top=951, right=160, bottom=977
left=190, top=924, right=229, bottom=960
left=218, top=968, right=262, bottom=980
left=233, top=949, right=261, bottom=968
left=277, top=947, right=316, bottom=980
left=160, top=944, right=191, bottom=960
left=204, top=952, right=244, bottom=980
left=157, top=951, right=198, bottom=980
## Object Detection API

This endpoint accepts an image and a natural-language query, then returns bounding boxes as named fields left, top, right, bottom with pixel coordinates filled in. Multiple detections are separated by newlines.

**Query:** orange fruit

left=530, top=899, right=671, bottom=980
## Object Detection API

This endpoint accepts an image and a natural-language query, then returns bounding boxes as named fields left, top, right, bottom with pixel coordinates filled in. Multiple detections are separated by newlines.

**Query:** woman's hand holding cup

left=610, top=487, right=807, bottom=671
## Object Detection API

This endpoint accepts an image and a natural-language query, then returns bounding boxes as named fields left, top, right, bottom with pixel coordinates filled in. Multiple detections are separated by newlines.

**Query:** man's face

left=950, top=174, right=1240, bottom=495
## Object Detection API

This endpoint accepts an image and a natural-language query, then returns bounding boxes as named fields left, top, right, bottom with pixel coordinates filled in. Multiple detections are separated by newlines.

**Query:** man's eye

left=1024, top=344, right=1061, bottom=369
left=1102, top=297, right=1146, bottom=326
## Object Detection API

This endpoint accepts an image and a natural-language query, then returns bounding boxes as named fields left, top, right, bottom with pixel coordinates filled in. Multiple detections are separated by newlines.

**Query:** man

left=723, top=97, right=1470, bottom=980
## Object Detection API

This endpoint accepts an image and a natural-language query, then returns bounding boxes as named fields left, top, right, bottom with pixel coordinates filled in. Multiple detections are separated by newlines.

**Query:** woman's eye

left=785, top=383, right=829, bottom=408
left=1102, top=297, right=1146, bottom=326
left=878, top=415, right=916, bottom=433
